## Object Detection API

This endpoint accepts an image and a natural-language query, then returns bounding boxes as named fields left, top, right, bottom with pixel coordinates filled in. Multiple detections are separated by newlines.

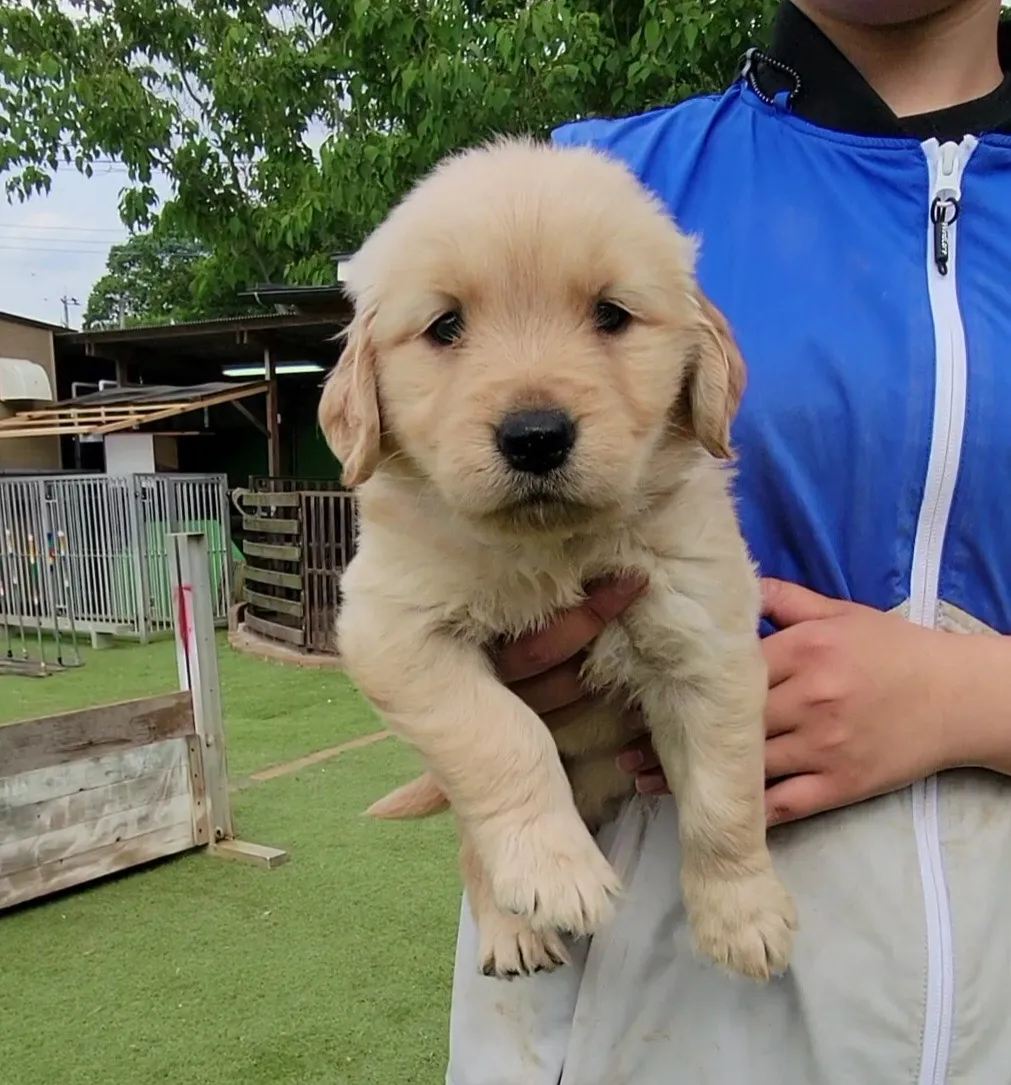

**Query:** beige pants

left=447, top=775, right=1011, bottom=1085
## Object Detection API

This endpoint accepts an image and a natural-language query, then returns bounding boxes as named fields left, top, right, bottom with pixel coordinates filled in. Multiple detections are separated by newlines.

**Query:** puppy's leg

left=339, top=600, right=621, bottom=938
left=460, top=828, right=571, bottom=979
left=639, top=640, right=796, bottom=981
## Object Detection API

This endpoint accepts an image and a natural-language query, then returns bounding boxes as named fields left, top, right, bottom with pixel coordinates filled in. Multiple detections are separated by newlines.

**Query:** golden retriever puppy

left=318, top=137, right=796, bottom=983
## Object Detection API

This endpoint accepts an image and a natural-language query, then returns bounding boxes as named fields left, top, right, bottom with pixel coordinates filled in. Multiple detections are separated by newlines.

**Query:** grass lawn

left=0, top=636, right=461, bottom=1084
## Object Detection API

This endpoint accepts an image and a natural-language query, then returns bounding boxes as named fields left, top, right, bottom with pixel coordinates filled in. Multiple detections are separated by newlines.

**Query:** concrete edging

left=227, top=621, right=346, bottom=670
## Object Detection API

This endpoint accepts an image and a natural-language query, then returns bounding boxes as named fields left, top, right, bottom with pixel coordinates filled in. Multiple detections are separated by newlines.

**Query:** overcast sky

left=0, top=163, right=142, bottom=329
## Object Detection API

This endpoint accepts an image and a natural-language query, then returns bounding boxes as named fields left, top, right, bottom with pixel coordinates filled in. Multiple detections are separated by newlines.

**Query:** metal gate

left=238, top=477, right=357, bottom=654
left=0, top=474, right=233, bottom=643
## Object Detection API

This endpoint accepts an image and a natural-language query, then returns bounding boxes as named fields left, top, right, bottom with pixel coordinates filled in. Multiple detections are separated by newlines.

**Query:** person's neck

left=793, top=0, right=1004, bottom=117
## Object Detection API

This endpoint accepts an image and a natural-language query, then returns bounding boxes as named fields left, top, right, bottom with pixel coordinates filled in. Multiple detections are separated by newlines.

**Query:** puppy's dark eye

left=594, top=300, right=632, bottom=334
left=426, top=310, right=464, bottom=346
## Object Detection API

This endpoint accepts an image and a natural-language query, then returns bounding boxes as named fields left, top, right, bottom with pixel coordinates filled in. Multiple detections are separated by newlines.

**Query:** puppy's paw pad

left=478, top=914, right=571, bottom=979
left=485, top=818, right=622, bottom=938
left=689, top=871, right=797, bottom=982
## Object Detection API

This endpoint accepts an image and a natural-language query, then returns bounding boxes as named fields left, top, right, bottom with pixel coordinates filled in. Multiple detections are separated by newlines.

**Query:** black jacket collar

left=745, top=1, right=1011, bottom=140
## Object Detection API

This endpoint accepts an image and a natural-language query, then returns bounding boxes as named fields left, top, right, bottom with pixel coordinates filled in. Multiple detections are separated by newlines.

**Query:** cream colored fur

left=319, top=138, right=797, bottom=983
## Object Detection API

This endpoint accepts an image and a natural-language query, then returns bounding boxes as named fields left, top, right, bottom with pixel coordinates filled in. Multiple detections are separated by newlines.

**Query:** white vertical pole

left=168, top=530, right=234, bottom=842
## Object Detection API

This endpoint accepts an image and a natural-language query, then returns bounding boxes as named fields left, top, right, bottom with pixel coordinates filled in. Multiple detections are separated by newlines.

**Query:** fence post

left=127, top=476, right=150, bottom=644
left=168, top=530, right=233, bottom=841
left=167, top=530, right=288, bottom=869
left=217, top=475, right=234, bottom=616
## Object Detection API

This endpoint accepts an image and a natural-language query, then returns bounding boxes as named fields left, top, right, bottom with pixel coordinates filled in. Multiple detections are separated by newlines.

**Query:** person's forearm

left=939, top=632, right=1011, bottom=776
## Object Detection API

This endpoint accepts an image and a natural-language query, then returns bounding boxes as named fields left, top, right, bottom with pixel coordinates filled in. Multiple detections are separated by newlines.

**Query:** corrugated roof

left=0, top=380, right=268, bottom=439
left=239, top=284, right=348, bottom=311
left=0, top=310, right=65, bottom=333
left=59, top=307, right=351, bottom=344
left=48, top=381, right=245, bottom=408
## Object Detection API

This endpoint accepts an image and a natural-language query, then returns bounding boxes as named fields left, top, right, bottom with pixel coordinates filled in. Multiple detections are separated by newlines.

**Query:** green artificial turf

left=0, top=633, right=384, bottom=778
left=0, top=639, right=460, bottom=1084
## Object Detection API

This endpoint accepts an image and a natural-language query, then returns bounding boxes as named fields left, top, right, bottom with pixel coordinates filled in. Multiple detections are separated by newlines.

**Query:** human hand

left=757, top=578, right=960, bottom=824
left=616, top=578, right=961, bottom=824
left=495, top=575, right=648, bottom=729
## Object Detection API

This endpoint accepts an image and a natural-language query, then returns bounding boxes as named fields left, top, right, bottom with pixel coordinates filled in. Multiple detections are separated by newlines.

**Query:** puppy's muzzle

left=495, top=409, right=576, bottom=476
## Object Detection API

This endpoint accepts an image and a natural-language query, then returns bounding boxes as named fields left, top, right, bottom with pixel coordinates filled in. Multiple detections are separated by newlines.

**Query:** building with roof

left=0, top=282, right=353, bottom=485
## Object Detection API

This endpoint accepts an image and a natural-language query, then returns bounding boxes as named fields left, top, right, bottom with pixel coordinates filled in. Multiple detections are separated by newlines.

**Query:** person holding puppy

left=447, top=1, right=1011, bottom=1083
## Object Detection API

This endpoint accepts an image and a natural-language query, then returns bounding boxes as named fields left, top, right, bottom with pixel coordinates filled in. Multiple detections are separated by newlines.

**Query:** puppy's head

left=319, top=138, right=745, bottom=532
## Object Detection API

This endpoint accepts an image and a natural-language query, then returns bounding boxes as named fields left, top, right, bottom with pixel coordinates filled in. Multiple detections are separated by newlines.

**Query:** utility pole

left=60, top=294, right=80, bottom=329
left=118, top=294, right=126, bottom=328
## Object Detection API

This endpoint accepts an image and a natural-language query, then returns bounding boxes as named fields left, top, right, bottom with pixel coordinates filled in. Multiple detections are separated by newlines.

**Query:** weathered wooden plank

left=243, top=586, right=303, bottom=617
left=0, top=692, right=195, bottom=779
left=0, top=821, right=197, bottom=911
left=240, top=491, right=300, bottom=508
left=243, top=565, right=302, bottom=591
left=186, top=736, right=210, bottom=846
left=0, top=741, right=191, bottom=843
left=243, top=611, right=305, bottom=646
left=0, top=739, right=185, bottom=814
left=169, top=532, right=234, bottom=844
left=211, top=839, right=290, bottom=869
left=243, top=540, right=301, bottom=562
left=242, top=514, right=299, bottom=534
left=0, top=790, right=193, bottom=878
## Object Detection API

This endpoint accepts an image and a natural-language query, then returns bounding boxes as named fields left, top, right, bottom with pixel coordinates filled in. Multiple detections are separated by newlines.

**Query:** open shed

left=52, top=298, right=351, bottom=483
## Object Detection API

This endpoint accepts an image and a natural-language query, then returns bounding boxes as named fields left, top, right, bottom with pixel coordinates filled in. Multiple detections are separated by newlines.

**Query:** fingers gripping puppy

left=319, top=138, right=797, bottom=983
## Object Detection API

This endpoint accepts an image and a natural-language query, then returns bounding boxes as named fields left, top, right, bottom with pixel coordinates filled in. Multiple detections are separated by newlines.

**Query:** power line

left=1, top=237, right=119, bottom=247
left=0, top=233, right=202, bottom=249
left=1, top=236, right=120, bottom=246
left=0, top=224, right=128, bottom=235
left=1, top=245, right=120, bottom=256
left=1, top=238, right=199, bottom=248
left=1, top=237, right=115, bottom=246
left=1, top=243, right=208, bottom=257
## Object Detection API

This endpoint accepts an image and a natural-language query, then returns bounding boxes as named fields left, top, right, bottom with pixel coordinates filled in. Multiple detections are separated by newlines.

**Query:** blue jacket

left=447, top=10, right=1011, bottom=1085
left=553, top=87, right=1011, bottom=639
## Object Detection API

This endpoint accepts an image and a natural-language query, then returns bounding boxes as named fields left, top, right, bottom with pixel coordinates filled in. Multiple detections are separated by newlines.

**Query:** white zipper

left=910, top=134, right=976, bottom=1085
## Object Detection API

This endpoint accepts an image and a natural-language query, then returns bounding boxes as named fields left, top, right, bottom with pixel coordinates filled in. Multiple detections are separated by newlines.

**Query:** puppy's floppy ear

left=675, top=290, right=747, bottom=460
left=318, top=306, right=382, bottom=487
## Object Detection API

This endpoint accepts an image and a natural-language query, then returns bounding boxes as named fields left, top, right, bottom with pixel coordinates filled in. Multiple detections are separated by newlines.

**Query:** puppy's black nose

left=495, top=409, right=576, bottom=475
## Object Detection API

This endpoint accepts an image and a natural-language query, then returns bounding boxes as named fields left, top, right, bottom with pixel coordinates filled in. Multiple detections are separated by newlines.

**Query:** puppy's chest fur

left=441, top=536, right=679, bottom=824
left=446, top=532, right=707, bottom=720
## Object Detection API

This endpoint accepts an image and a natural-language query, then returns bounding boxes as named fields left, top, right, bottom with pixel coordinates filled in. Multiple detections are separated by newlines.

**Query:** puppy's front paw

left=481, top=815, right=622, bottom=938
left=478, top=911, right=571, bottom=979
left=686, top=868, right=797, bottom=982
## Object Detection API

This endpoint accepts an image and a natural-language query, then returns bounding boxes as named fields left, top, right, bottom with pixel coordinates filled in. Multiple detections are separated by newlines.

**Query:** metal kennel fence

left=0, top=473, right=233, bottom=645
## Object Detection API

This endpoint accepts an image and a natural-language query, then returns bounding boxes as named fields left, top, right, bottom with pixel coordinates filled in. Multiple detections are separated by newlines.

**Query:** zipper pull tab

left=931, top=195, right=960, bottom=276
